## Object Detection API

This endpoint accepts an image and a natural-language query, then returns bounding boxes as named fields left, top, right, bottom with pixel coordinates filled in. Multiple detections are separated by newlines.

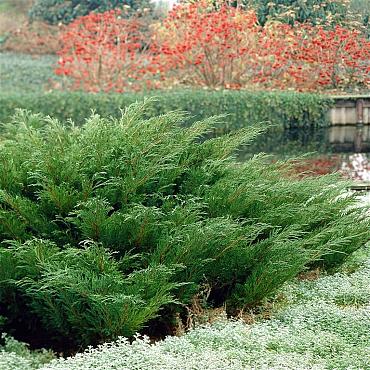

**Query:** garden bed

left=1, top=246, right=369, bottom=369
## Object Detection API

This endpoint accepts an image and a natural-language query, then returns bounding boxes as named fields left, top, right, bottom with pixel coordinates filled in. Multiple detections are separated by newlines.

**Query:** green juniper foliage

left=0, top=100, right=369, bottom=349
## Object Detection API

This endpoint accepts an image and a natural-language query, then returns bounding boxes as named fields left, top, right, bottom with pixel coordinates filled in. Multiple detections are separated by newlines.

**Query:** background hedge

left=243, top=0, right=349, bottom=26
left=0, top=90, right=333, bottom=133
left=29, top=0, right=153, bottom=25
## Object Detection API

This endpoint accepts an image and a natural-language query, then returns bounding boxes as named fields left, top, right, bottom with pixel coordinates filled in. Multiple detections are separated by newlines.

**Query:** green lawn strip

left=0, top=53, right=59, bottom=93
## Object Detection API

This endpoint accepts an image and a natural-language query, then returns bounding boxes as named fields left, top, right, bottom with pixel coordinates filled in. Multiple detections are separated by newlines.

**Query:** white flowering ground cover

left=1, top=247, right=369, bottom=370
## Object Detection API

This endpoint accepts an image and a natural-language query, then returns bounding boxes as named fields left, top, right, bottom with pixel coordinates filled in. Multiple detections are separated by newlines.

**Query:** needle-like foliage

left=0, top=100, right=368, bottom=349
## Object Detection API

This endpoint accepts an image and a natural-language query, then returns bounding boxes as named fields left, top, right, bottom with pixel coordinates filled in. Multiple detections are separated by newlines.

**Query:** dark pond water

left=240, top=125, right=370, bottom=182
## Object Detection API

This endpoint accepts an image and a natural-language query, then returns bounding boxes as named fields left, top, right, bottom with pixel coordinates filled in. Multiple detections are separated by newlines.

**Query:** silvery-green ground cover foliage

left=2, top=247, right=369, bottom=370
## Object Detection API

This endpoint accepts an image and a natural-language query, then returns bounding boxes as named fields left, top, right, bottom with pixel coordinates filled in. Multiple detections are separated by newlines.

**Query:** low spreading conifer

left=0, top=100, right=368, bottom=349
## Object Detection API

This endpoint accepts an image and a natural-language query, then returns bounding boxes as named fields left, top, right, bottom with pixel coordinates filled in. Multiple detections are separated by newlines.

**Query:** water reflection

left=241, top=124, right=370, bottom=182
left=329, top=125, right=370, bottom=152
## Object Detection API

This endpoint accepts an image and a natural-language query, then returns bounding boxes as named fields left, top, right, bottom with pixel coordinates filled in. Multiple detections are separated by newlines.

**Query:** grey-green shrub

left=0, top=100, right=368, bottom=350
